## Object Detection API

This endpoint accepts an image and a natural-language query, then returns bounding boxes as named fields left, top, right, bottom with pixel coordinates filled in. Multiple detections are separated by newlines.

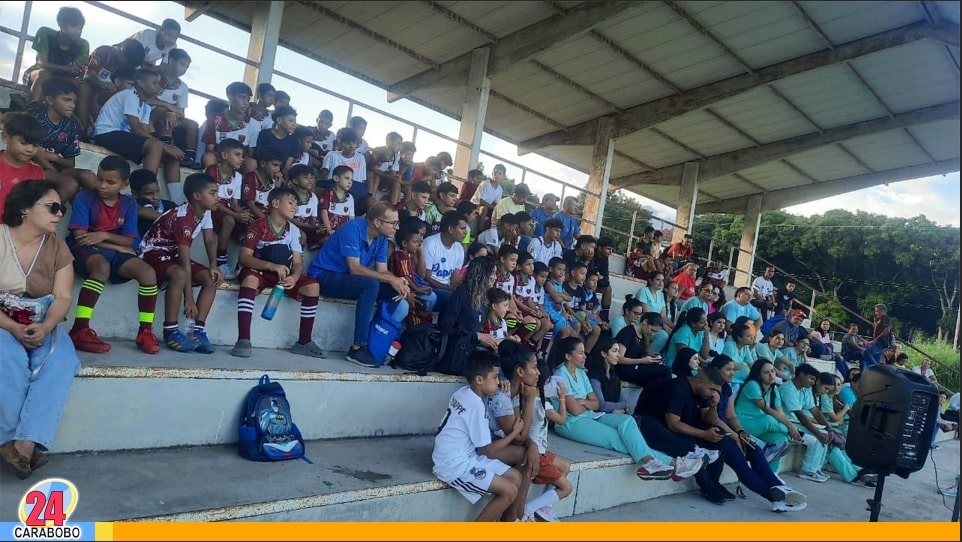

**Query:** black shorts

left=94, top=131, right=148, bottom=163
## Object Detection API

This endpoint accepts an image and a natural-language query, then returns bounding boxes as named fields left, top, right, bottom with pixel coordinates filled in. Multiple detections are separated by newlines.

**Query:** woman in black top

left=437, top=257, right=497, bottom=373
left=613, top=312, right=672, bottom=386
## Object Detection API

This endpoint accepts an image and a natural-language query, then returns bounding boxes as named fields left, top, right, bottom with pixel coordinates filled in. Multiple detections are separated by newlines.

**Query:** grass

left=902, top=332, right=960, bottom=394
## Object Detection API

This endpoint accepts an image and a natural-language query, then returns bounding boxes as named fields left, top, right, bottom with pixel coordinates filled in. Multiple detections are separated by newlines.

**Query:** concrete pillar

left=733, top=194, right=763, bottom=288
left=581, top=117, right=614, bottom=237
left=243, top=1, right=284, bottom=89
left=671, top=162, right=699, bottom=243
left=453, top=48, right=491, bottom=181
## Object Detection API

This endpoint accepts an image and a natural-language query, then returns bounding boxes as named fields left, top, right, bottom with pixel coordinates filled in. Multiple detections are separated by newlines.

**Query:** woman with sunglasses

left=0, top=180, right=81, bottom=479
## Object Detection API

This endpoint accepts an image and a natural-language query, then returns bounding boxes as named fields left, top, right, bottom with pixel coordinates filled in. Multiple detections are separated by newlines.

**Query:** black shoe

left=346, top=346, right=379, bottom=368
left=180, top=158, right=203, bottom=170
left=700, top=487, right=726, bottom=505
left=718, top=485, right=737, bottom=501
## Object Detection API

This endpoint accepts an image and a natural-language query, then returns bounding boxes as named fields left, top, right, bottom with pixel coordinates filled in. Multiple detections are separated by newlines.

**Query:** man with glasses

left=308, top=201, right=410, bottom=368
left=423, top=210, right=468, bottom=314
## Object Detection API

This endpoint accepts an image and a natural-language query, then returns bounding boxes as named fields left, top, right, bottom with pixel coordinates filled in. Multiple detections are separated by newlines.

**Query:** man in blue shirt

left=556, top=196, right=581, bottom=249
left=530, top=193, right=558, bottom=237
left=308, top=202, right=410, bottom=367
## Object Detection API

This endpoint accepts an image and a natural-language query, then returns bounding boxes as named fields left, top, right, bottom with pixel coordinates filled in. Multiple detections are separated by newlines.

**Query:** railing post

left=11, top=1, right=33, bottom=84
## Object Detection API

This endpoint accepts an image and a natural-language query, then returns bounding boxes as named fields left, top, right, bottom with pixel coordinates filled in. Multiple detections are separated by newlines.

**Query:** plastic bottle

left=183, top=317, right=195, bottom=335
left=261, top=285, right=285, bottom=320
left=384, top=340, right=402, bottom=365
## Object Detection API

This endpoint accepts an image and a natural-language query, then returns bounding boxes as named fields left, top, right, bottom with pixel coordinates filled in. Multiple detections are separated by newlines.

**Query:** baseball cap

left=513, top=184, right=530, bottom=197
left=790, top=310, right=806, bottom=319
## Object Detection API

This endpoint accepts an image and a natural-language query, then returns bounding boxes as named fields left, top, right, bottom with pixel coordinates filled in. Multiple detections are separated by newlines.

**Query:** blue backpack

left=238, top=375, right=308, bottom=462
left=368, top=301, right=404, bottom=365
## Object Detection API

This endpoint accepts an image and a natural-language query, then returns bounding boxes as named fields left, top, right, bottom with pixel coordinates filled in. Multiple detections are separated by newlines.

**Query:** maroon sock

left=237, top=287, right=257, bottom=341
left=299, top=296, right=319, bottom=344
left=72, top=279, right=104, bottom=332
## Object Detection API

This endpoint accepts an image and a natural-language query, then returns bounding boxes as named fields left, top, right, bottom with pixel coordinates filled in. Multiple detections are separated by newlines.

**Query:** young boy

left=456, top=200, right=479, bottom=246
left=292, top=126, right=317, bottom=168
left=397, top=180, right=431, bottom=221
left=232, top=187, right=326, bottom=359
left=583, top=271, right=609, bottom=333
left=248, top=83, right=276, bottom=136
left=319, top=165, right=355, bottom=235
left=531, top=261, right=554, bottom=355
left=424, top=182, right=459, bottom=235
left=289, top=164, right=323, bottom=249
left=319, top=127, right=368, bottom=208
left=494, top=245, right=540, bottom=341
left=130, top=168, right=175, bottom=237
left=203, top=138, right=251, bottom=278
left=348, top=116, right=369, bottom=154
left=390, top=225, right=436, bottom=327
left=127, top=19, right=181, bottom=67
left=201, top=82, right=255, bottom=169
left=396, top=140, right=416, bottom=192
left=527, top=217, right=563, bottom=266
left=564, top=261, right=601, bottom=353
left=137, top=173, right=223, bottom=353
left=240, top=148, right=284, bottom=222
left=478, top=212, right=519, bottom=253
left=25, top=77, right=96, bottom=201
left=253, top=105, right=299, bottom=175
left=482, top=288, right=521, bottom=347
left=78, top=38, right=146, bottom=132
left=367, top=132, right=403, bottom=204
left=459, top=168, right=483, bottom=204
left=543, top=257, right=578, bottom=341
left=23, top=7, right=89, bottom=102
left=66, top=155, right=160, bottom=354
left=0, top=113, right=47, bottom=220
left=274, top=91, right=291, bottom=109
left=471, top=163, right=505, bottom=231
left=92, top=68, right=185, bottom=202
left=309, top=109, right=335, bottom=161
left=147, top=48, right=201, bottom=169
left=432, top=351, right=524, bottom=522
left=514, top=252, right=552, bottom=354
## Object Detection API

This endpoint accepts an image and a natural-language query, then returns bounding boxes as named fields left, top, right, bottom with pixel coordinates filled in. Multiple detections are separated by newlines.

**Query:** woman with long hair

left=663, top=307, right=710, bottom=368
left=754, top=329, right=795, bottom=382
left=634, top=269, right=672, bottom=353
left=734, top=359, right=800, bottom=452
left=609, top=295, right=643, bottom=338
left=706, top=312, right=727, bottom=362
left=723, top=322, right=757, bottom=395
left=586, top=337, right=629, bottom=414
left=614, top=312, right=673, bottom=387
left=437, top=257, right=497, bottom=373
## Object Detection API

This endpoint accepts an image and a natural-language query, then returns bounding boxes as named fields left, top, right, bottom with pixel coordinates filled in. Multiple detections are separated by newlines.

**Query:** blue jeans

left=416, top=290, right=438, bottom=313
left=1, top=327, right=81, bottom=450
left=313, top=270, right=409, bottom=346
left=861, top=342, right=887, bottom=371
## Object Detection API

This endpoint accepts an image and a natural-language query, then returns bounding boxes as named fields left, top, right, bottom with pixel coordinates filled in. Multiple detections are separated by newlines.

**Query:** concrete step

left=0, top=434, right=730, bottom=523
left=56, top=341, right=464, bottom=453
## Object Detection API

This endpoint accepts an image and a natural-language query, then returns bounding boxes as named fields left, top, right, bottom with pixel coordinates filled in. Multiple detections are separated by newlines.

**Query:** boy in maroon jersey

left=231, top=187, right=325, bottom=359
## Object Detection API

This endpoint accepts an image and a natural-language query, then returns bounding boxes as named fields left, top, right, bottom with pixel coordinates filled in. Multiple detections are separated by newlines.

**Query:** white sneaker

left=798, top=470, right=829, bottom=483
left=769, top=485, right=807, bottom=507
left=671, top=456, right=706, bottom=481
left=534, top=506, right=560, bottom=522
left=218, top=263, right=236, bottom=280
left=691, top=445, right=720, bottom=464
left=939, top=484, right=958, bottom=497
left=636, top=458, right=675, bottom=480
left=771, top=500, right=808, bottom=512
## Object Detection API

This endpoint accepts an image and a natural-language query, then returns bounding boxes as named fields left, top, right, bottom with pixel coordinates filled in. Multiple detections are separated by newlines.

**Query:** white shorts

left=441, top=456, right=510, bottom=504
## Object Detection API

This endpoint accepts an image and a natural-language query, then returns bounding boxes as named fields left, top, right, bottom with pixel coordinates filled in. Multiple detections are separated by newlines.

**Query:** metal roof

left=184, top=0, right=960, bottom=214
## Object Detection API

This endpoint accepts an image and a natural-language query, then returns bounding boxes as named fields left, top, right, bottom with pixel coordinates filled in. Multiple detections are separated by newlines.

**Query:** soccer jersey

left=423, top=234, right=463, bottom=287
left=241, top=217, right=303, bottom=257
left=26, top=102, right=82, bottom=159
left=93, top=88, right=152, bottom=136
left=295, top=191, right=319, bottom=221
left=157, top=74, right=189, bottom=110
left=0, top=155, right=45, bottom=221
left=135, top=198, right=175, bottom=237
left=322, top=150, right=366, bottom=183
left=205, top=165, right=242, bottom=206
left=494, top=266, right=515, bottom=296
left=84, top=45, right=126, bottom=84
left=514, top=274, right=537, bottom=305
left=432, top=386, right=492, bottom=481
left=201, top=113, right=257, bottom=146
left=240, top=171, right=274, bottom=214
left=68, top=190, right=139, bottom=239
left=481, top=315, right=508, bottom=341
left=138, top=203, right=213, bottom=257
left=513, top=394, right=553, bottom=454
left=396, top=200, right=426, bottom=221
left=311, top=130, right=335, bottom=156
left=527, top=236, right=562, bottom=266
left=370, top=146, right=400, bottom=173
left=320, top=188, right=355, bottom=233
left=563, top=282, right=587, bottom=311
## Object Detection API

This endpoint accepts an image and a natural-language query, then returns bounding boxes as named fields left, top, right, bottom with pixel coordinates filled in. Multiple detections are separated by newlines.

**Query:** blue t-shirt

left=68, top=190, right=139, bottom=240
left=530, top=207, right=553, bottom=237
left=556, top=212, right=580, bottom=248
left=723, top=339, right=755, bottom=384
left=308, top=217, right=387, bottom=276
left=779, top=380, right=815, bottom=424
left=720, top=300, right=761, bottom=324
left=664, top=324, right=704, bottom=367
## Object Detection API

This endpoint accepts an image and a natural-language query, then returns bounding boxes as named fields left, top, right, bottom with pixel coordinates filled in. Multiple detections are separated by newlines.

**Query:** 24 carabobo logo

left=14, top=478, right=82, bottom=540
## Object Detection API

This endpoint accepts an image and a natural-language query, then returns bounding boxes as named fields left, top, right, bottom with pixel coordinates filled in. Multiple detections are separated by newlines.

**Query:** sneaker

left=231, top=338, right=253, bottom=358
left=798, top=470, right=829, bottom=483
left=851, top=476, right=877, bottom=489
left=939, top=484, right=958, bottom=498
left=534, top=506, right=560, bottom=522
left=764, top=441, right=791, bottom=463
left=135, top=328, right=161, bottom=354
left=671, top=455, right=707, bottom=481
left=69, top=327, right=112, bottom=353
left=180, top=158, right=203, bottom=170
left=291, top=340, right=327, bottom=358
left=690, top=446, right=720, bottom=464
left=852, top=469, right=878, bottom=485
left=218, top=263, right=237, bottom=280
left=815, top=469, right=831, bottom=480
left=193, top=330, right=216, bottom=354
left=771, top=500, right=808, bottom=513
left=636, top=458, right=674, bottom=480
left=699, top=486, right=726, bottom=505
left=717, top=485, right=737, bottom=501
left=769, top=485, right=807, bottom=507
left=164, top=329, right=199, bottom=352
left=518, top=514, right=536, bottom=522
left=346, top=346, right=378, bottom=368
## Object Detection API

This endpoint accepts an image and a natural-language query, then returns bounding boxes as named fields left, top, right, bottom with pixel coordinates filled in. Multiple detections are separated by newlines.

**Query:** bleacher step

left=55, top=341, right=463, bottom=453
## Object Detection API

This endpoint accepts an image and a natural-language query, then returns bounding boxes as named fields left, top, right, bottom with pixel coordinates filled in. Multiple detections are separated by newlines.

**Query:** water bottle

left=183, top=317, right=195, bottom=335
left=261, top=285, right=285, bottom=320
left=384, top=340, right=402, bottom=365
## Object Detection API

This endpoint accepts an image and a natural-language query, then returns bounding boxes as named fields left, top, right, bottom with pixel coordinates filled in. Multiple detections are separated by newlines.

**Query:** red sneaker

left=69, top=327, right=112, bottom=353
left=136, top=328, right=161, bottom=354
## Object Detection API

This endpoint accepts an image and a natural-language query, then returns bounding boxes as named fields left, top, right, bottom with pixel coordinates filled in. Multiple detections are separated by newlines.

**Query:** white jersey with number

left=432, top=386, right=492, bottom=481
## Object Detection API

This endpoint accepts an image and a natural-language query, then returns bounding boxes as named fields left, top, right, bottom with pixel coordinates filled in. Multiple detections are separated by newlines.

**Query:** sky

left=1, top=0, right=958, bottom=229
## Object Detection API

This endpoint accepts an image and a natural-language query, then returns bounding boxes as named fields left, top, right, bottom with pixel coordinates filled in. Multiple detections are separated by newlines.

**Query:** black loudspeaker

left=846, top=364, right=939, bottom=478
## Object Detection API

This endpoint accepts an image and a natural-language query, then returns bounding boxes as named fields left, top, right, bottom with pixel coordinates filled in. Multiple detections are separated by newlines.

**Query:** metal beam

left=184, top=0, right=213, bottom=22
left=792, top=1, right=834, bottom=51
left=488, top=90, right=567, bottom=130
left=588, top=29, right=683, bottom=94
left=296, top=1, right=440, bottom=70
left=529, top=60, right=623, bottom=113
left=696, top=159, right=961, bottom=214
left=614, top=151, right=655, bottom=172
left=664, top=1, right=754, bottom=75
left=386, top=1, right=634, bottom=100
left=836, top=142, right=875, bottom=173
left=611, top=100, right=959, bottom=189
left=422, top=2, right=499, bottom=44
left=769, top=84, right=822, bottom=133
left=517, top=20, right=957, bottom=150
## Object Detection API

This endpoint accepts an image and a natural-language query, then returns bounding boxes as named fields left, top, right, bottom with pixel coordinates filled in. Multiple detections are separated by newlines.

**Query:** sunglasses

left=38, top=202, right=67, bottom=215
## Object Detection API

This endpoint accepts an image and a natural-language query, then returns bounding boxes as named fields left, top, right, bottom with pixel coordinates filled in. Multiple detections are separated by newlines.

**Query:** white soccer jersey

left=432, top=386, right=492, bottom=481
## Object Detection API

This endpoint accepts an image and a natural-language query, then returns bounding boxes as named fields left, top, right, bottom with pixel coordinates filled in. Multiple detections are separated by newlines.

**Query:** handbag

left=829, top=428, right=846, bottom=450
left=0, top=292, right=54, bottom=324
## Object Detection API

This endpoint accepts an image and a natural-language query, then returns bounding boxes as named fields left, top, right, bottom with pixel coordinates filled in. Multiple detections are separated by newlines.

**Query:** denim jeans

left=0, top=326, right=81, bottom=451
left=313, top=270, right=409, bottom=346
left=416, top=290, right=438, bottom=313
left=861, top=343, right=887, bottom=371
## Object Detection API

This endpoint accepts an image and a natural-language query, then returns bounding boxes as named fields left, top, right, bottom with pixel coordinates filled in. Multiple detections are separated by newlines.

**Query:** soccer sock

left=194, top=320, right=206, bottom=334
left=540, top=332, right=553, bottom=355
left=523, top=489, right=559, bottom=516
left=137, top=284, right=158, bottom=331
left=72, top=279, right=105, bottom=331
left=216, top=250, right=227, bottom=266
left=298, top=295, right=319, bottom=344
left=237, top=287, right=257, bottom=341
left=162, top=321, right=178, bottom=338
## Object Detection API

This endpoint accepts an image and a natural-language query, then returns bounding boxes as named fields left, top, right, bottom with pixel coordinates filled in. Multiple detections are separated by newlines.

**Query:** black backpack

left=391, top=323, right=448, bottom=376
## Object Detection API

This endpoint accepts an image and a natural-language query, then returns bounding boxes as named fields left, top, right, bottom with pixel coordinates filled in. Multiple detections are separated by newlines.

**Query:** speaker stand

left=952, top=480, right=960, bottom=522
left=866, top=473, right=887, bottom=522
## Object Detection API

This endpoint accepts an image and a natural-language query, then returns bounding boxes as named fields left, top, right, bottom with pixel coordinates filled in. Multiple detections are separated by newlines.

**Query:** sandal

left=30, top=450, right=49, bottom=471
left=0, top=442, right=32, bottom=480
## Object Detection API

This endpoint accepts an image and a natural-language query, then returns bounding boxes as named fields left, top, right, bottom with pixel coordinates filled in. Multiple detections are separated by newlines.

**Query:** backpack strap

left=259, top=374, right=271, bottom=386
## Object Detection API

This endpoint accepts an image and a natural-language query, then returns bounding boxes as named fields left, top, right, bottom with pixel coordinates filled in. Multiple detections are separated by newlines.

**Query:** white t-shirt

left=157, top=79, right=189, bottom=110
left=912, top=366, right=936, bottom=380
left=93, top=89, right=152, bottom=136
left=322, top=150, right=367, bottom=183
left=295, top=192, right=319, bottom=220
left=432, top=386, right=491, bottom=481
left=472, top=181, right=503, bottom=207
left=217, top=171, right=242, bottom=201
left=131, top=29, right=176, bottom=65
left=423, top=234, right=464, bottom=286
left=513, top=394, right=553, bottom=454
left=477, top=227, right=501, bottom=250
left=357, top=139, right=369, bottom=155
left=753, top=276, right=774, bottom=298
left=528, top=236, right=562, bottom=266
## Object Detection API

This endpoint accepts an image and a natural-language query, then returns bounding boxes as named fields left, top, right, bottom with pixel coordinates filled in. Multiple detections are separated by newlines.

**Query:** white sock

left=524, top=489, right=559, bottom=516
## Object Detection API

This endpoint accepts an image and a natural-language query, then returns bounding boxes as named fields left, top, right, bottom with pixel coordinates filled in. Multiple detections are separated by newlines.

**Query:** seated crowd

left=0, top=6, right=914, bottom=522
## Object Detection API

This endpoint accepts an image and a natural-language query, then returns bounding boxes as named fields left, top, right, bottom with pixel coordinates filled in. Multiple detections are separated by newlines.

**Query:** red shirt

left=138, top=204, right=212, bottom=257
left=458, top=181, right=479, bottom=203
left=240, top=171, right=273, bottom=214
left=673, top=270, right=698, bottom=301
left=667, top=242, right=693, bottom=260
left=0, top=153, right=46, bottom=222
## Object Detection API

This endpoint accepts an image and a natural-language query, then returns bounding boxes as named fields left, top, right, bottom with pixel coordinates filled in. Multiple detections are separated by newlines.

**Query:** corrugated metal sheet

left=850, top=40, right=961, bottom=114
left=440, top=1, right=556, bottom=38
left=614, top=130, right=700, bottom=169
left=652, top=109, right=756, bottom=156
left=738, top=160, right=813, bottom=190
left=797, top=1, right=923, bottom=44
left=842, top=129, right=935, bottom=172
left=708, top=87, right=816, bottom=144
left=782, top=145, right=871, bottom=182
left=698, top=174, right=761, bottom=199
left=906, top=120, right=962, bottom=162
left=771, top=64, right=889, bottom=129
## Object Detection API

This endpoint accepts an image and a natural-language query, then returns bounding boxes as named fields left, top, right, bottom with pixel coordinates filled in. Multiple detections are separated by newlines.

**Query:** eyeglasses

left=629, top=311, right=644, bottom=317
left=38, top=202, right=67, bottom=215
left=379, top=219, right=400, bottom=228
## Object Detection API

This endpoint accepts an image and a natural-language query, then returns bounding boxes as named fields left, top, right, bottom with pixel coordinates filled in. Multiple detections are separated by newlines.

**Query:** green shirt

left=552, top=365, right=594, bottom=421
left=664, top=325, right=704, bottom=367
left=723, top=339, right=755, bottom=384
left=734, top=380, right=780, bottom=421
left=778, top=380, right=815, bottom=424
